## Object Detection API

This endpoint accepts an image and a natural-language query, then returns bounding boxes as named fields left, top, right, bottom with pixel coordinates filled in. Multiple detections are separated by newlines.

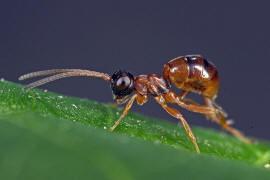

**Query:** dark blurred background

left=1, top=1, right=270, bottom=140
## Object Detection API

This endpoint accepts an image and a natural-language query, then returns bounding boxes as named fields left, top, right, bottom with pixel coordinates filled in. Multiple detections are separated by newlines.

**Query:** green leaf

left=0, top=80, right=270, bottom=179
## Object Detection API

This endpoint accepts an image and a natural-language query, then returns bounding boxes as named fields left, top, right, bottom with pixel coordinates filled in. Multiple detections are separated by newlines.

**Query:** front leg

left=110, top=94, right=138, bottom=131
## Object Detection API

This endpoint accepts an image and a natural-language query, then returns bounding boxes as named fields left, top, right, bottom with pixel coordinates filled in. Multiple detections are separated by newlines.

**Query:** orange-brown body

left=19, top=54, right=251, bottom=154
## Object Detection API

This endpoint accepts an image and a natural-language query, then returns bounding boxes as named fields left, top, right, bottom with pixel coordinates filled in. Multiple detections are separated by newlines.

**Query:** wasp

left=19, top=55, right=251, bottom=153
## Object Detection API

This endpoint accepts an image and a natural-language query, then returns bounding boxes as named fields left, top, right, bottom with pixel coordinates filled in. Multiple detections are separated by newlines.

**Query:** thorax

left=134, top=74, right=170, bottom=96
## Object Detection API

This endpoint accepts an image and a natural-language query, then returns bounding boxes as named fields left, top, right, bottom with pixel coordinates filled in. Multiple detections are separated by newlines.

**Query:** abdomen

left=163, top=55, right=220, bottom=99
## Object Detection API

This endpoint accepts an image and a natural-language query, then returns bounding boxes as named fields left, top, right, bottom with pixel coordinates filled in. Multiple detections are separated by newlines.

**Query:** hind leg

left=204, top=97, right=251, bottom=143
left=179, top=90, right=204, bottom=107
left=164, top=91, right=217, bottom=115
left=178, top=91, right=216, bottom=119
left=179, top=91, right=251, bottom=143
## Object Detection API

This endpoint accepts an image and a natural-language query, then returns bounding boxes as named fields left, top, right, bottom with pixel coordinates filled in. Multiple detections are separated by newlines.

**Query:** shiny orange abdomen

left=163, top=55, right=219, bottom=99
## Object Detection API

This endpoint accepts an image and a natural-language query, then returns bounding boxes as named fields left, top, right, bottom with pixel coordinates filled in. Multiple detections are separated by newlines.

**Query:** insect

left=18, top=55, right=251, bottom=153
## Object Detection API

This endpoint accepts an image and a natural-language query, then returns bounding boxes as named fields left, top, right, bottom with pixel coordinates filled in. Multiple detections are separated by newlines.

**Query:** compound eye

left=111, top=70, right=134, bottom=98
left=116, top=76, right=131, bottom=91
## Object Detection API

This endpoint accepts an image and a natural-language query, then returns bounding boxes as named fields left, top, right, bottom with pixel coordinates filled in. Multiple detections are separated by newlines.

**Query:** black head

left=110, top=70, right=135, bottom=100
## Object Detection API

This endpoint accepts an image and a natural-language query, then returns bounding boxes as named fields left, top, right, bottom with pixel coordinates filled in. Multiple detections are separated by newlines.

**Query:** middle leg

left=154, top=95, right=200, bottom=153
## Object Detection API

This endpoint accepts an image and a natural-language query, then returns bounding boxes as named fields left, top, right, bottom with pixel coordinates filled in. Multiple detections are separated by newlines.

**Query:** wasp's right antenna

left=19, top=69, right=111, bottom=90
left=18, top=69, right=88, bottom=80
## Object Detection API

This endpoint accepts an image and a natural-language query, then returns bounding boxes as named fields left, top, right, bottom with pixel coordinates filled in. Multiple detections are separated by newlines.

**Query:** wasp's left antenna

left=19, top=69, right=111, bottom=90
